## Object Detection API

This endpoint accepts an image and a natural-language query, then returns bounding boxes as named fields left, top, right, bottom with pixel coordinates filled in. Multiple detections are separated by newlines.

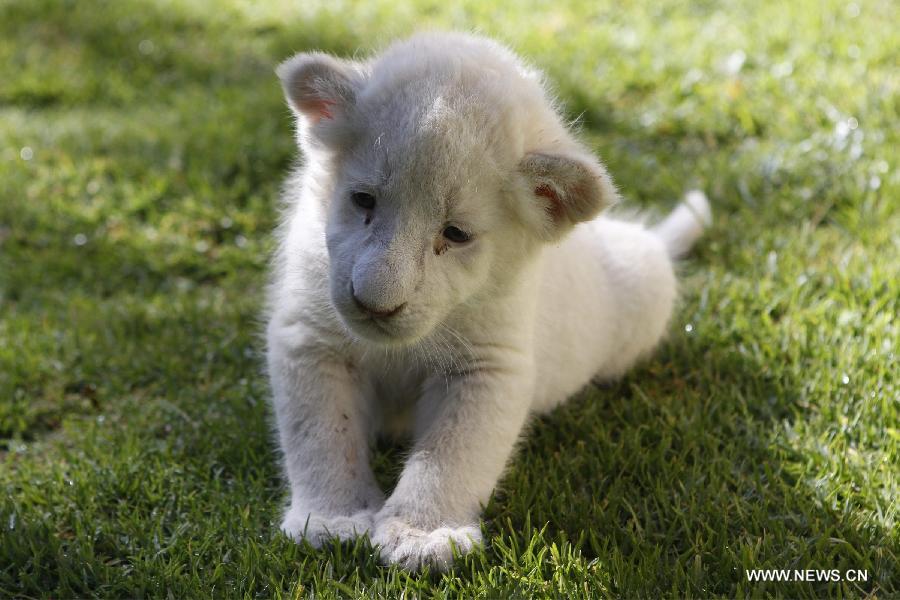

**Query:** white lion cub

left=267, top=32, right=710, bottom=571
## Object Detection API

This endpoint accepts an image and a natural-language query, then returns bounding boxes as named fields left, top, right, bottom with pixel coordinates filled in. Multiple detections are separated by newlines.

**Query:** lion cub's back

left=531, top=217, right=676, bottom=412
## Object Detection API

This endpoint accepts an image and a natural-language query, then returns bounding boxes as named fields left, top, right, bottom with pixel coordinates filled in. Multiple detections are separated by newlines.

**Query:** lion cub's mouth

left=343, top=305, right=428, bottom=347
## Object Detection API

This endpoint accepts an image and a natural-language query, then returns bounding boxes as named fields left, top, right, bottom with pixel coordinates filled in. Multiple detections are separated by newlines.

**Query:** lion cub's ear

left=276, top=52, right=367, bottom=126
left=516, top=150, right=618, bottom=241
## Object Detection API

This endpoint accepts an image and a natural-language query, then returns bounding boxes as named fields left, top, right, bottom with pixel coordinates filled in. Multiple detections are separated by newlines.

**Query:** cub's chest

left=361, top=358, right=429, bottom=439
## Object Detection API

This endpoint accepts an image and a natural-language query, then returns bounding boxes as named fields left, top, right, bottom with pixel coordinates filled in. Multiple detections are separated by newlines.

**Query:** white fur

left=266, top=32, right=710, bottom=571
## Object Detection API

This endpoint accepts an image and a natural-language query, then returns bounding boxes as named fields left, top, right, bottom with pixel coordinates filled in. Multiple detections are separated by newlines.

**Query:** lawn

left=1, top=0, right=897, bottom=597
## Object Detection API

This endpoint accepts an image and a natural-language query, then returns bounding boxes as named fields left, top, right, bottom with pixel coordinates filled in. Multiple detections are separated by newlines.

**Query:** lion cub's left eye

left=442, top=225, right=471, bottom=244
left=351, top=191, right=376, bottom=211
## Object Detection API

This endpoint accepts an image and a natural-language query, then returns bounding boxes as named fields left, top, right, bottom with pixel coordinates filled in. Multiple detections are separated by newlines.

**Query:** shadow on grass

left=481, top=343, right=894, bottom=596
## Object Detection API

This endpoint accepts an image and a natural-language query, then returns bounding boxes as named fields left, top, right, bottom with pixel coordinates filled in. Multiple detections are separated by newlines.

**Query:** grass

left=1, top=0, right=897, bottom=597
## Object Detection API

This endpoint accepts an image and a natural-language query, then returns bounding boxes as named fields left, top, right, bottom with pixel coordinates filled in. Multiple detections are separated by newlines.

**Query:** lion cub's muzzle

left=349, top=282, right=406, bottom=320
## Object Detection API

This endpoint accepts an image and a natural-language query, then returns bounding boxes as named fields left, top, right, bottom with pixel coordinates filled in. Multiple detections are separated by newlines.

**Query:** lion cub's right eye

left=351, top=191, right=376, bottom=210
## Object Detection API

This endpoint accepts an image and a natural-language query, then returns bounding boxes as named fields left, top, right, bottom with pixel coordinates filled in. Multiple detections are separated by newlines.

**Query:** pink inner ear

left=300, top=98, right=337, bottom=123
left=535, top=184, right=565, bottom=220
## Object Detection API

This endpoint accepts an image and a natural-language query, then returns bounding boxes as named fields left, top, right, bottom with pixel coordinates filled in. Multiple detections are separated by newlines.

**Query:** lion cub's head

left=278, top=33, right=616, bottom=345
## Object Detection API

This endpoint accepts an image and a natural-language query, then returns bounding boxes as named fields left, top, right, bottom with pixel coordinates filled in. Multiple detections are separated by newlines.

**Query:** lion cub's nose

left=351, top=289, right=405, bottom=319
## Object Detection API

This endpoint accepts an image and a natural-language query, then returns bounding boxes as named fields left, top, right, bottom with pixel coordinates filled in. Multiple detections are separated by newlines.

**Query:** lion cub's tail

left=652, top=190, right=712, bottom=259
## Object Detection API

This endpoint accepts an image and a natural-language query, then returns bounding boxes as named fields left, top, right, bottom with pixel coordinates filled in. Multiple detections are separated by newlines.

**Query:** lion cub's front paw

left=281, top=507, right=375, bottom=548
left=371, top=518, right=482, bottom=571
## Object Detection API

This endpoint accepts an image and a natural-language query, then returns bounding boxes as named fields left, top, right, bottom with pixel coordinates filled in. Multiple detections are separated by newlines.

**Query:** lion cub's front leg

left=268, top=323, right=385, bottom=547
left=372, top=365, right=532, bottom=571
